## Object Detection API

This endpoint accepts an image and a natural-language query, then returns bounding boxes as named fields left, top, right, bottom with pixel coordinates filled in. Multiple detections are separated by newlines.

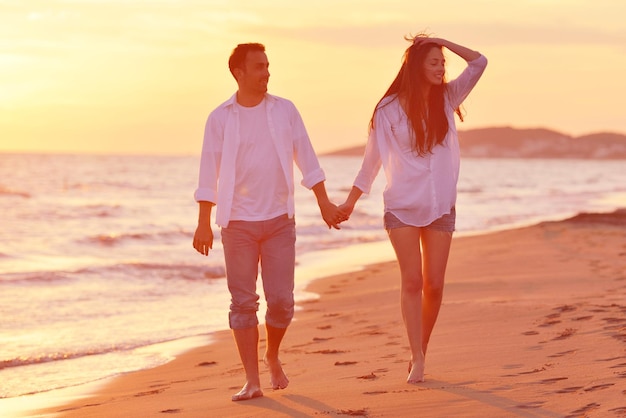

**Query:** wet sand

left=36, top=210, right=626, bottom=417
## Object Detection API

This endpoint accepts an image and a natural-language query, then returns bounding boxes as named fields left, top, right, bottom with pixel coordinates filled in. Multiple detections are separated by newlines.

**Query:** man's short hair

left=228, top=43, right=266, bottom=78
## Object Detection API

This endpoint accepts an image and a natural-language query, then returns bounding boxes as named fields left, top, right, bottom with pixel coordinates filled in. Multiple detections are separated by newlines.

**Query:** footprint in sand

left=312, top=349, right=346, bottom=354
left=596, top=356, right=626, bottom=362
left=553, top=328, right=577, bottom=340
left=134, top=388, right=166, bottom=397
left=515, top=365, right=549, bottom=376
left=516, top=401, right=545, bottom=409
left=313, top=336, right=333, bottom=341
left=286, top=344, right=309, bottom=351
left=603, top=316, right=626, bottom=325
left=584, top=383, right=614, bottom=392
left=555, top=304, right=577, bottom=313
left=502, top=364, right=524, bottom=370
left=556, top=386, right=584, bottom=394
left=539, top=377, right=568, bottom=384
left=568, top=402, right=600, bottom=416
left=547, top=349, right=576, bottom=358
left=358, top=329, right=385, bottom=336
left=539, top=319, right=561, bottom=327
left=338, top=408, right=368, bottom=416
left=225, top=367, right=244, bottom=376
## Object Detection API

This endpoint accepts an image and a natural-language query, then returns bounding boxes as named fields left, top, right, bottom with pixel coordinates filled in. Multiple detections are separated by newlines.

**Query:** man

left=192, top=43, right=344, bottom=401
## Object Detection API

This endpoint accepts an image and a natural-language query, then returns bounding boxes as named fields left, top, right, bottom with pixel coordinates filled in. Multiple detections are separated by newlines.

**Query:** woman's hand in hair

left=412, top=36, right=444, bottom=47
left=410, top=33, right=430, bottom=46
left=411, top=36, right=480, bottom=62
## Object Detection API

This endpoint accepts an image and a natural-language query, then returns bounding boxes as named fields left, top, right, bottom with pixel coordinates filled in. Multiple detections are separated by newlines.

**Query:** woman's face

left=421, top=47, right=445, bottom=86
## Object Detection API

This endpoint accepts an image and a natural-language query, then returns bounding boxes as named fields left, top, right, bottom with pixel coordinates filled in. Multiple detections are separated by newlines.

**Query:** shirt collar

left=225, top=92, right=276, bottom=109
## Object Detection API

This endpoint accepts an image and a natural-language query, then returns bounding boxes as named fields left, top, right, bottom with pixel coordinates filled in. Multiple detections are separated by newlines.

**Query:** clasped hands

left=319, top=200, right=355, bottom=230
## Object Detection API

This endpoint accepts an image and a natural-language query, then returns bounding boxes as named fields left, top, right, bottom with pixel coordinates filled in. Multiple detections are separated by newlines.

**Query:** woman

left=340, top=34, right=487, bottom=383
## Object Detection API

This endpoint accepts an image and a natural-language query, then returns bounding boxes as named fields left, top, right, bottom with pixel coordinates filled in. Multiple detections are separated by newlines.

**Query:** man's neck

left=236, top=91, right=265, bottom=107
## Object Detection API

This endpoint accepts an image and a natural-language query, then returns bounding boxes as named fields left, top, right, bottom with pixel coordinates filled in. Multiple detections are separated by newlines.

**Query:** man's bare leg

left=231, top=326, right=264, bottom=401
left=263, top=324, right=289, bottom=389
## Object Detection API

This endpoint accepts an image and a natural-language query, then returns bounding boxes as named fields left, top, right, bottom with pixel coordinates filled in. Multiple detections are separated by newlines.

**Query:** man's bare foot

left=231, top=382, right=263, bottom=402
left=407, top=361, right=425, bottom=384
left=263, top=356, right=289, bottom=390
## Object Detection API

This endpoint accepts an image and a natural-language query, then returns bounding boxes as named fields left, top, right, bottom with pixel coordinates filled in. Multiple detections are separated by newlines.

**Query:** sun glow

left=1, top=0, right=625, bottom=154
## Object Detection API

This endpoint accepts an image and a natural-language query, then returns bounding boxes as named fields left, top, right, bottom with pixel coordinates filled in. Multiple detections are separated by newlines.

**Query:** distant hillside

left=458, top=127, right=626, bottom=159
left=325, top=127, right=626, bottom=159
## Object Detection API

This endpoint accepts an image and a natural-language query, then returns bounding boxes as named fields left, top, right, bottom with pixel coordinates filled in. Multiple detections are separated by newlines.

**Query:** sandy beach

left=34, top=210, right=626, bottom=418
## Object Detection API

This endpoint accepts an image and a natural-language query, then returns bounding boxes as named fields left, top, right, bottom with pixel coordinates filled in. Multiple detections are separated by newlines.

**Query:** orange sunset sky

left=1, top=0, right=625, bottom=155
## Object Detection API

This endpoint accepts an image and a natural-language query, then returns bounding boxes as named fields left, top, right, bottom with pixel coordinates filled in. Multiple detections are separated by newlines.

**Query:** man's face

left=236, top=51, right=270, bottom=95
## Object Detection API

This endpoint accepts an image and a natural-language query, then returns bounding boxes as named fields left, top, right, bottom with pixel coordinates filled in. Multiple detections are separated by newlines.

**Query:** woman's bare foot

left=263, top=356, right=289, bottom=390
left=231, top=382, right=263, bottom=401
left=407, top=360, right=425, bottom=384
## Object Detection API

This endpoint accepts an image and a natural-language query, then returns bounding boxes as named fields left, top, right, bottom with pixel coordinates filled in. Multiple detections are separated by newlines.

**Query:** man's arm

left=193, top=201, right=215, bottom=256
left=312, top=181, right=345, bottom=230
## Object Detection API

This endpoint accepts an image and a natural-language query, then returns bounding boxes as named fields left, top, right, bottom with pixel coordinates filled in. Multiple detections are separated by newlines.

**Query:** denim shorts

left=384, top=207, right=456, bottom=232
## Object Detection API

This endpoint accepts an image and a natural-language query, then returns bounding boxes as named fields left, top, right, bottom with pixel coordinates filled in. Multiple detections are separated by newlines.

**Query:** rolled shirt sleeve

left=194, top=109, right=224, bottom=204
left=288, top=101, right=326, bottom=189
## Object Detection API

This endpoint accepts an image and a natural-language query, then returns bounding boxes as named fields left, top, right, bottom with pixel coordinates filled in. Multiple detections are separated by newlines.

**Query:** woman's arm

left=338, top=186, right=364, bottom=219
left=415, top=37, right=481, bottom=62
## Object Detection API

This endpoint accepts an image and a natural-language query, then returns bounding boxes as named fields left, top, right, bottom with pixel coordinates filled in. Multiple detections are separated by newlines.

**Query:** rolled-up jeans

left=221, top=214, right=296, bottom=330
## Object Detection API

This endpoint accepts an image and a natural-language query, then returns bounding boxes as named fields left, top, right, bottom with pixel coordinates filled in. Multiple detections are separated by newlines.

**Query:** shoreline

left=14, top=209, right=626, bottom=417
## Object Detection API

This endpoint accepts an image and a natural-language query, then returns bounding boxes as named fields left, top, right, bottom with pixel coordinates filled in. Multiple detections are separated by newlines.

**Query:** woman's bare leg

left=420, top=229, right=453, bottom=356
left=388, top=226, right=425, bottom=383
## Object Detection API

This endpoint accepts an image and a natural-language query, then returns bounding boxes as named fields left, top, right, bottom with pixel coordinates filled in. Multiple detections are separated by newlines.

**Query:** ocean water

left=0, top=153, right=624, bottom=409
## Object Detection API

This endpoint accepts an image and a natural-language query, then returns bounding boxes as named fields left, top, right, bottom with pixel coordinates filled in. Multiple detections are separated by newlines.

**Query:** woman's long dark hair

left=369, top=37, right=462, bottom=156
